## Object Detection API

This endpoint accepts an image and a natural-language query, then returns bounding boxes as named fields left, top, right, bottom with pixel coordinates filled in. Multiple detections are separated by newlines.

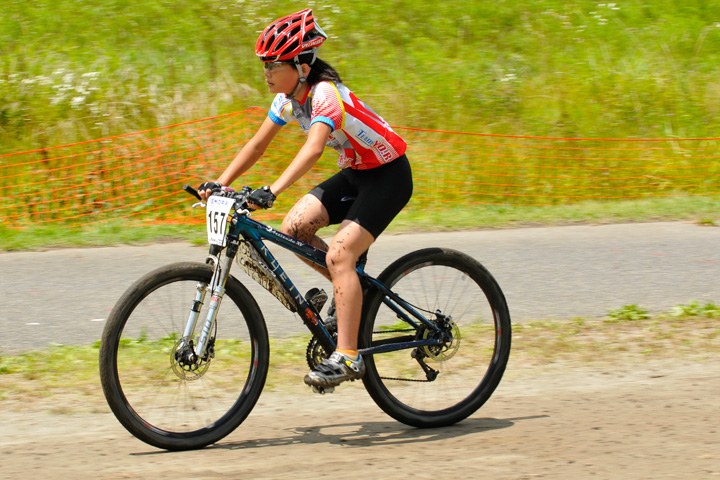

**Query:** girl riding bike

left=197, top=8, right=413, bottom=390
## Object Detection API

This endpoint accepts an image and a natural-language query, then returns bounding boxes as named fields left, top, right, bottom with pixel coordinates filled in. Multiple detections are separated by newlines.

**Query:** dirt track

left=2, top=358, right=718, bottom=479
left=2, top=222, right=719, bottom=478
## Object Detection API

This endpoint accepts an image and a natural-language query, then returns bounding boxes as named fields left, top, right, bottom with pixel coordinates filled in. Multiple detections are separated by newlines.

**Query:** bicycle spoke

left=361, top=248, right=511, bottom=427
left=100, top=263, right=269, bottom=450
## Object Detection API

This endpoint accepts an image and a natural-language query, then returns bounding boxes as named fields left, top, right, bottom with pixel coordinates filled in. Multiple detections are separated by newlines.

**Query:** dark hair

left=297, top=54, right=342, bottom=85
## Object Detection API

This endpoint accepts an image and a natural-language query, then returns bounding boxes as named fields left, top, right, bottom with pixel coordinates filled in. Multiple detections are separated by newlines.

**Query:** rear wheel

left=360, top=248, right=511, bottom=427
left=99, top=262, right=269, bottom=450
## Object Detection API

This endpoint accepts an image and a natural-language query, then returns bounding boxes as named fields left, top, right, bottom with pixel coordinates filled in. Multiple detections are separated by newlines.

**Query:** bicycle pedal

left=311, top=385, right=335, bottom=395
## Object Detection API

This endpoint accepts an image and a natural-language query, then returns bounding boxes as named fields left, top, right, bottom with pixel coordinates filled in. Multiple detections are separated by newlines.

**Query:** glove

left=197, top=181, right=223, bottom=195
left=247, top=186, right=276, bottom=209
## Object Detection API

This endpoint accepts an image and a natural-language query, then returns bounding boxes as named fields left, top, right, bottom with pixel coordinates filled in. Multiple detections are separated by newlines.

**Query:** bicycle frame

left=189, top=202, right=445, bottom=360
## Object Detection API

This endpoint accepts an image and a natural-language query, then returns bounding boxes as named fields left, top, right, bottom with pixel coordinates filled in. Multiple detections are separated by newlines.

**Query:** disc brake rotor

left=171, top=338, right=211, bottom=381
left=421, top=320, right=461, bottom=361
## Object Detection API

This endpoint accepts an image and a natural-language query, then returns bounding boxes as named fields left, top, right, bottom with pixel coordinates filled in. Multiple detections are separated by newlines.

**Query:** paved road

left=1, top=222, right=719, bottom=354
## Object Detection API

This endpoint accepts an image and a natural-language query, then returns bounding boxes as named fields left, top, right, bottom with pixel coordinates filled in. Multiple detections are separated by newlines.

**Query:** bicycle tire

left=99, top=262, right=269, bottom=450
left=360, top=248, right=511, bottom=428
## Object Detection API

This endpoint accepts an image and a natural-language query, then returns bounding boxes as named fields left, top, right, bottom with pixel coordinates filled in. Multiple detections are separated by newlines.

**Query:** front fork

left=181, top=242, right=236, bottom=363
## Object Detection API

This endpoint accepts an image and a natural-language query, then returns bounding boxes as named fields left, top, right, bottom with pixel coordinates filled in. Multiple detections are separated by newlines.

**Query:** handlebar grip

left=183, top=184, right=202, bottom=201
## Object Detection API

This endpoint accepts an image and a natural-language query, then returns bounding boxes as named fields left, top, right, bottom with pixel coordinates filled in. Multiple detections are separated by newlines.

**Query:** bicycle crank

left=305, top=316, right=337, bottom=369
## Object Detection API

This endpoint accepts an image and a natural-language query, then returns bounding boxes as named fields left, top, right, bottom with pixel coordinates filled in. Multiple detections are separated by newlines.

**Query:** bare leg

left=281, top=194, right=332, bottom=281
left=282, top=195, right=375, bottom=351
left=325, top=220, right=376, bottom=351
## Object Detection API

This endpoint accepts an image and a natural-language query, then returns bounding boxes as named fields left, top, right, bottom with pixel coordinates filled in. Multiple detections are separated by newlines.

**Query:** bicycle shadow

left=130, top=415, right=548, bottom=456
left=206, top=415, right=546, bottom=451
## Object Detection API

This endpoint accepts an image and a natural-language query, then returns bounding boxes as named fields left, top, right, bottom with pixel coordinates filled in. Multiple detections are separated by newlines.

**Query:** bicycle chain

left=372, top=328, right=415, bottom=334
left=379, top=376, right=432, bottom=382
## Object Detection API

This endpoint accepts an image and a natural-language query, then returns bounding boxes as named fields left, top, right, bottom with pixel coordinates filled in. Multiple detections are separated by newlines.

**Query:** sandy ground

left=2, top=223, right=719, bottom=478
left=2, top=358, right=718, bottom=480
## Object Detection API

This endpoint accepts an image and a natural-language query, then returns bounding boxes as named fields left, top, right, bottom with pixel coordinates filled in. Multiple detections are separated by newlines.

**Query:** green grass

left=2, top=194, right=719, bottom=251
left=514, top=303, right=719, bottom=364
left=669, top=300, right=720, bottom=318
left=2, top=0, right=720, bottom=155
left=1, top=302, right=717, bottom=410
left=4, top=1, right=720, bottom=241
left=606, top=304, right=651, bottom=322
left=0, top=221, right=204, bottom=251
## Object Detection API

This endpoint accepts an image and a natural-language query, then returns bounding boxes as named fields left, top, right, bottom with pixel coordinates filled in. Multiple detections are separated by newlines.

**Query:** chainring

left=306, top=320, right=337, bottom=369
left=306, top=337, right=329, bottom=370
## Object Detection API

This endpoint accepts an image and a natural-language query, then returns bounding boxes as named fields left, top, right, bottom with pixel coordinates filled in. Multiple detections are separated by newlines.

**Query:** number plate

left=206, top=196, right=235, bottom=246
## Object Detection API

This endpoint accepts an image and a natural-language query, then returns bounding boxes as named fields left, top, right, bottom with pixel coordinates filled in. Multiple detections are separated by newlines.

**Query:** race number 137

left=206, top=196, right=235, bottom=246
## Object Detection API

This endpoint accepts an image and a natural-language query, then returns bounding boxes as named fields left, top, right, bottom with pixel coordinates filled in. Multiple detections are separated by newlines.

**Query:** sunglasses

left=263, top=61, right=293, bottom=72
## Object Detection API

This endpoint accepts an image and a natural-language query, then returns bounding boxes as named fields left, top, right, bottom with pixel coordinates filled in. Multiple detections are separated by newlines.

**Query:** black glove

left=197, top=181, right=223, bottom=195
left=247, top=186, right=276, bottom=209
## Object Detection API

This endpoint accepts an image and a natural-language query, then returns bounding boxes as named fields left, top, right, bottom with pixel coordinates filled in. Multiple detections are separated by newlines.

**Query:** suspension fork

left=182, top=243, right=236, bottom=362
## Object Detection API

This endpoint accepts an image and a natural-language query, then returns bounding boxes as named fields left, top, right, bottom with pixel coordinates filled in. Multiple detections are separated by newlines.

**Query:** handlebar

left=183, top=184, right=253, bottom=211
left=182, top=184, right=203, bottom=201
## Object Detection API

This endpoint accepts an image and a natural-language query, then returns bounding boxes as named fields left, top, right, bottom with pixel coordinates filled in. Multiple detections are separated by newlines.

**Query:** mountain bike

left=99, top=185, right=512, bottom=451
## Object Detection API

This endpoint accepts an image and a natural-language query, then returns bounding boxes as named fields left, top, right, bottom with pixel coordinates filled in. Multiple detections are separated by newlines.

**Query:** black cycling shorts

left=309, top=154, right=413, bottom=238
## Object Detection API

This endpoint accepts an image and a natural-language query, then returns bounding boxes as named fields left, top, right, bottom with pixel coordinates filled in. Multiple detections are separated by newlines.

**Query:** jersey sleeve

left=310, top=82, right=344, bottom=132
left=268, top=94, right=295, bottom=126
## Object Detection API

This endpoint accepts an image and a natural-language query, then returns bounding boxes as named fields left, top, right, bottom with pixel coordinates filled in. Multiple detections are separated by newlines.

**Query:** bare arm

left=197, top=116, right=283, bottom=201
left=217, top=116, right=284, bottom=187
left=269, top=121, right=332, bottom=196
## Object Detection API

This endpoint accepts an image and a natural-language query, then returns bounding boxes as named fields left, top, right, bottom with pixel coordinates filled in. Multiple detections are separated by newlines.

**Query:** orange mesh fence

left=400, top=128, right=720, bottom=210
left=2, top=107, right=720, bottom=229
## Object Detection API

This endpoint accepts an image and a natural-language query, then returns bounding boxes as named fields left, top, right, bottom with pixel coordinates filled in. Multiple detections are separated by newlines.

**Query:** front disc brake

left=171, top=338, right=210, bottom=381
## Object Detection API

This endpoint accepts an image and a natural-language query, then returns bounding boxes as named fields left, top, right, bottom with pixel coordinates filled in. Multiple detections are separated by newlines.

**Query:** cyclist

left=197, top=8, right=413, bottom=390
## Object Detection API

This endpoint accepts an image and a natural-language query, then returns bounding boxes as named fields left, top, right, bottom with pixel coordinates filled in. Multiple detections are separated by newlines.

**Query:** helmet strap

left=287, top=58, right=308, bottom=99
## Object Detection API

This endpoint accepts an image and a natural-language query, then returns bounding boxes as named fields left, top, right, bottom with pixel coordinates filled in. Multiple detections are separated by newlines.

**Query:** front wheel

left=360, top=248, right=511, bottom=428
left=99, top=262, right=269, bottom=450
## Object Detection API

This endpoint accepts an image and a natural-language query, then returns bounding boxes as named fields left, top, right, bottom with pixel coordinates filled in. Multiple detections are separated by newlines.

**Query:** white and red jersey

left=268, top=81, right=407, bottom=170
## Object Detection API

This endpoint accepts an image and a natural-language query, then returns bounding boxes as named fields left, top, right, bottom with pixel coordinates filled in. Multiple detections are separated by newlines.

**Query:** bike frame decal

left=231, top=215, right=336, bottom=349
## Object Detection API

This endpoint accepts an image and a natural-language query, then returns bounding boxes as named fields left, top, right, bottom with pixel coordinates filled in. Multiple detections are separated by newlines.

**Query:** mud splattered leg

left=281, top=194, right=332, bottom=281
left=325, top=220, right=376, bottom=351
left=282, top=195, right=375, bottom=350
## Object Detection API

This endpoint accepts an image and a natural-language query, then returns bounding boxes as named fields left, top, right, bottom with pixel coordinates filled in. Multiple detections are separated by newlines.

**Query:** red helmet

left=256, top=9, right=328, bottom=63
